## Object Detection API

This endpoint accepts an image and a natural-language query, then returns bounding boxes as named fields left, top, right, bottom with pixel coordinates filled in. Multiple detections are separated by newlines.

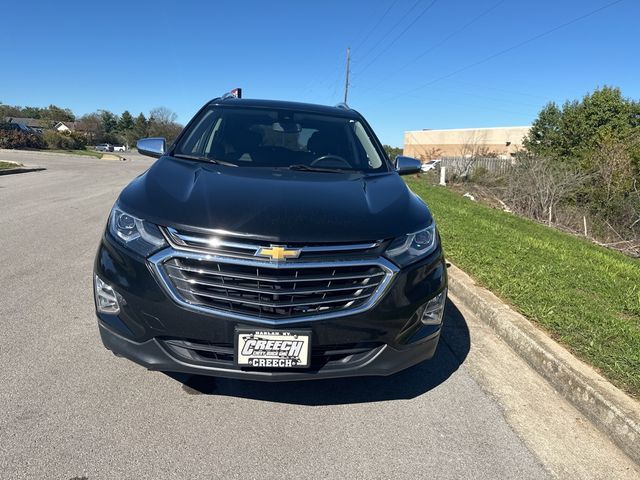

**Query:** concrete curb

left=0, top=165, right=46, bottom=176
left=0, top=148, right=127, bottom=161
left=0, top=148, right=96, bottom=159
left=447, top=263, right=640, bottom=463
left=100, top=153, right=127, bottom=161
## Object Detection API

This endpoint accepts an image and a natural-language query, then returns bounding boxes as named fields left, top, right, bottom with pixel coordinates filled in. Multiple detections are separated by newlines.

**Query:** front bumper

left=98, top=320, right=440, bottom=382
left=94, top=233, right=447, bottom=381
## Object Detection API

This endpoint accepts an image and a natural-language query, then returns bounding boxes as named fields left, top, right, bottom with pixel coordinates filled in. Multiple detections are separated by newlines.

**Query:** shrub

left=70, top=131, right=88, bottom=149
left=0, top=130, right=46, bottom=149
left=505, top=153, right=590, bottom=225
left=469, top=166, right=489, bottom=183
left=43, top=130, right=87, bottom=150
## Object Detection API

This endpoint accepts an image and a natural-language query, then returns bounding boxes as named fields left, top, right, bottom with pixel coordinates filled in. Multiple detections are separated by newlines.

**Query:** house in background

left=3, top=118, right=77, bottom=134
left=3, top=117, right=48, bottom=133
left=54, top=121, right=76, bottom=132
left=404, top=126, right=531, bottom=160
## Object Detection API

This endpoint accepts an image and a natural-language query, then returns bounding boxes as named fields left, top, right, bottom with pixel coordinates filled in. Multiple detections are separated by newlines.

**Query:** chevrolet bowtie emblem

left=256, top=245, right=301, bottom=261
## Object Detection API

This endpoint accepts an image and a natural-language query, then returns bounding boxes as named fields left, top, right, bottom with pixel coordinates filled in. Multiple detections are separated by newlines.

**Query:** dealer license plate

left=235, top=329, right=311, bottom=368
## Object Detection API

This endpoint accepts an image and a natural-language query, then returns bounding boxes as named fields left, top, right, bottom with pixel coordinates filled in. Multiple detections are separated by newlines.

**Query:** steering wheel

left=310, top=155, right=351, bottom=168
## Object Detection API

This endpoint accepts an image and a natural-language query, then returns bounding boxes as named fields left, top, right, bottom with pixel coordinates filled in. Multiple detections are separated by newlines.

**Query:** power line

left=304, top=0, right=400, bottom=104
left=361, top=0, right=505, bottom=93
left=397, top=91, right=532, bottom=117
left=427, top=84, right=540, bottom=108
left=298, top=62, right=343, bottom=100
left=355, top=82, right=538, bottom=115
left=351, top=0, right=400, bottom=53
left=354, top=78, right=548, bottom=104
left=330, top=77, right=340, bottom=101
left=355, top=0, right=439, bottom=77
left=355, top=0, right=423, bottom=65
left=448, top=79, right=548, bottom=100
left=386, top=0, right=625, bottom=102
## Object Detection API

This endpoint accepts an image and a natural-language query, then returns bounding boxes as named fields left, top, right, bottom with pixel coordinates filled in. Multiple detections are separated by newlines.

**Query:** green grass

left=406, top=177, right=640, bottom=397
left=0, top=161, right=21, bottom=170
left=47, top=148, right=103, bottom=158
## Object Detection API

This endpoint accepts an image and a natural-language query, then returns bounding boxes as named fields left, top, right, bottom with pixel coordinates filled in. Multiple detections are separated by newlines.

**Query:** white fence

left=439, top=156, right=514, bottom=176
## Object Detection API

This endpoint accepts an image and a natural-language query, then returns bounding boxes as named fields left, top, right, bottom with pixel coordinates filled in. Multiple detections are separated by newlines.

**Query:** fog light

left=421, top=289, right=447, bottom=325
left=94, top=275, right=120, bottom=314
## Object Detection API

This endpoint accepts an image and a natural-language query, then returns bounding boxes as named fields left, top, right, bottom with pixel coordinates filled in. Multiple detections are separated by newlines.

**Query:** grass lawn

left=47, top=148, right=103, bottom=158
left=0, top=161, right=21, bottom=170
left=406, top=177, right=640, bottom=397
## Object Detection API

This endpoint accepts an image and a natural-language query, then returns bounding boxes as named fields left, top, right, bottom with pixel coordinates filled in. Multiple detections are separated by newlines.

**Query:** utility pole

left=343, top=47, right=351, bottom=104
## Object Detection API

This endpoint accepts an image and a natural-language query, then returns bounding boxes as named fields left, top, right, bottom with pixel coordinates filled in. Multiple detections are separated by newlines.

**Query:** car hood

left=118, top=156, right=432, bottom=243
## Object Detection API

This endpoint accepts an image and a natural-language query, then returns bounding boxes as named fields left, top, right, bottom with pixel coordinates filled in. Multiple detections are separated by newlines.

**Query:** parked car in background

left=95, top=143, right=113, bottom=152
left=113, top=145, right=126, bottom=152
left=421, top=159, right=441, bottom=172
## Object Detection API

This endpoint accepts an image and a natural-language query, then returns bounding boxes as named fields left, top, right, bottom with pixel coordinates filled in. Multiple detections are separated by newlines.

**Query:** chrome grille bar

left=165, top=262, right=385, bottom=283
left=167, top=273, right=381, bottom=296
left=148, top=249, right=398, bottom=325
left=163, top=226, right=380, bottom=257
left=166, top=227, right=261, bottom=252
left=174, top=286, right=374, bottom=308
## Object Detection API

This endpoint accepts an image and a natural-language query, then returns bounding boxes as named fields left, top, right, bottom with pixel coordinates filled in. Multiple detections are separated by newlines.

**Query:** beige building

left=404, top=126, right=531, bottom=159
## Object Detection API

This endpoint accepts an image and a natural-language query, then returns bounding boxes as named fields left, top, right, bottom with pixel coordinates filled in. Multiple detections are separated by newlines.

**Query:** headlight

left=384, top=224, right=437, bottom=267
left=108, top=205, right=166, bottom=256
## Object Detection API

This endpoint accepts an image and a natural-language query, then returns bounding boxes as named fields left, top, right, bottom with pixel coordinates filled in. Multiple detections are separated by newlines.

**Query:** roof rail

left=334, top=102, right=350, bottom=110
left=221, top=87, right=242, bottom=100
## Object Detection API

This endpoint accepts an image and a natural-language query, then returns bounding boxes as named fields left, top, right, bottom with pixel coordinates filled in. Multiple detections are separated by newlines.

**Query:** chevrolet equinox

left=93, top=91, right=447, bottom=381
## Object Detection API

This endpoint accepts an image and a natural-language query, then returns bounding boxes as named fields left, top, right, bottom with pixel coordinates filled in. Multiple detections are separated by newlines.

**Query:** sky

left=1, top=0, right=638, bottom=146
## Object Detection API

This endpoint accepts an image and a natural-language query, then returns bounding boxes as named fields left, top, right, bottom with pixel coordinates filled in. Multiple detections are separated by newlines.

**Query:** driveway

left=0, top=151, right=637, bottom=479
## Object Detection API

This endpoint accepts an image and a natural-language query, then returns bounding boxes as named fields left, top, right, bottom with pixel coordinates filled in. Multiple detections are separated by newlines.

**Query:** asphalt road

left=0, top=150, right=638, bottom=480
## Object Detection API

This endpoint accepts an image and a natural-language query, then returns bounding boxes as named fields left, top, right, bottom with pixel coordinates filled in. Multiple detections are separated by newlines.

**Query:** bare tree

left=506, top=154, right=590, bottom=225
left=148, top=106, right=177, bottom=125
left=404, top=132, right=444, bottom=162
left=75, top=113, right=104, bottom=145
left=458, top=131, right=496, bottom=177
left=422, top=146, right=444, bottom=161
left=147, top=107, right=182, bottom=143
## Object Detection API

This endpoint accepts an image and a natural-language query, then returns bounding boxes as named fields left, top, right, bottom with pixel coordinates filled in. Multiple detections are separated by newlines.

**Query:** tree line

left=0, top=103, right=75, bottom=122
left=0, top=102, right=183, bottom=147
left=76, top=107, right=183, bottom=146
left=519, top=86, right=639, bottom=246
left=443, top=86, right=640, bottom=254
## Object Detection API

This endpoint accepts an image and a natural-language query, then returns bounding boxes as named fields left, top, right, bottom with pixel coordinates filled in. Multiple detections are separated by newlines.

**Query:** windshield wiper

left=288, top=164, right=356, bottom=173
left=173, top=153, right=237, bottom=167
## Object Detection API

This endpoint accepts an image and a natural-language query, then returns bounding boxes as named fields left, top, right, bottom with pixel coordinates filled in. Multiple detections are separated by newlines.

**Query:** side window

left=353, top=121, right=382, bottom=168
left=179, top=110, right=219, bottom=155
left=203, top=117, right=222, bottom=155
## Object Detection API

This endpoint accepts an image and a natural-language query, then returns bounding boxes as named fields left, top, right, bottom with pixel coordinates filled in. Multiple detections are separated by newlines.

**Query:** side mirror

left=395, top=155, right=421, bottom=175
left=137, top=137, right=166, bottom=158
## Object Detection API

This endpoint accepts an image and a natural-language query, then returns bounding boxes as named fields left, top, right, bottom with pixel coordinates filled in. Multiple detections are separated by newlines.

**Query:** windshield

left=173, top=106, right=388, bottom=172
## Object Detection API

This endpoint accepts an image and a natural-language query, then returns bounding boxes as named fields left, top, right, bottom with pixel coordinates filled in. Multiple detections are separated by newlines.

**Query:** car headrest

left=307, top=131, right=336, bottom=156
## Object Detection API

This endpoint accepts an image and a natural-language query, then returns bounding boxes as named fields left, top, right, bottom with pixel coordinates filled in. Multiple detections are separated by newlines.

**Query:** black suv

left=93, top=92, right=447, bottom=381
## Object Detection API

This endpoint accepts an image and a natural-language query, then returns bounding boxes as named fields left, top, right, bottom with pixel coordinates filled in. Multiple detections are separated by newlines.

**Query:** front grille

left=158, top=255, right=389, bottom=320
left=162, top=338, right=383, bottom=369
left=163, top=226, right=383, bottom=260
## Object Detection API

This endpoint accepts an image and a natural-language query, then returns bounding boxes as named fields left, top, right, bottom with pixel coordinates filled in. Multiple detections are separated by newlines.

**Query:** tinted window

left=174, top=107, right=387, bottom=172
